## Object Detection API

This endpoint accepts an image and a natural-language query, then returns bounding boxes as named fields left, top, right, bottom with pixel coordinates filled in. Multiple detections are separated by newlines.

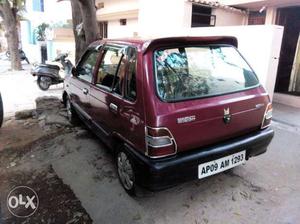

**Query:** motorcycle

left=31, top=53, right=73, bottom=91
left=6, top=49, right=30, bottom=64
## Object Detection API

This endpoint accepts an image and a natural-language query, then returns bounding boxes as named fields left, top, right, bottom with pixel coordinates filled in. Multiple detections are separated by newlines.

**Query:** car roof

left=90, top=36, right=238, bottom=53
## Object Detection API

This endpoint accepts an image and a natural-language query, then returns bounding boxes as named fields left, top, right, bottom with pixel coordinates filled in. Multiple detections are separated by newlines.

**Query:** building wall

left=107, top=18, right=139, bottom=38
left=213, top=8, right=247, bottom=26
left=96, top=0, right=138, bottom=15
left=24, top=0, right=72, bottom=27
left=20, top=0, right=73, bottom=63
left=138, top=0, right=190, bottom=37
left=96, top=0, right=139, bottom=38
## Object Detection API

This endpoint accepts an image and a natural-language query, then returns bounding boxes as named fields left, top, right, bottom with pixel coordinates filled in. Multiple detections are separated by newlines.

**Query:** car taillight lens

left=261, top=103, right=273, bottom=129
left=145, top=127, right=177, bottom=158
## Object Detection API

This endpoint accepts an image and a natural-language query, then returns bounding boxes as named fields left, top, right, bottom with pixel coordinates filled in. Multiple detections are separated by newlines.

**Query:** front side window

left=77, top=50, right=100, bottom=83
left=155, top=46, right=259, bottom=102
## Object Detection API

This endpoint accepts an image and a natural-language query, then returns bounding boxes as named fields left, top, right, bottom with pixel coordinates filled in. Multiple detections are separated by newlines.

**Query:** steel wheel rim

left=40, top=77, right=51, bottom=89
left=117, top=152, right=134, bottom=190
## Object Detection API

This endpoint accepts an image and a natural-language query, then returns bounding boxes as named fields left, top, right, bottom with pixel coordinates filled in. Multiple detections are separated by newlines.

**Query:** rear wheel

left=116, top=148, right=136, bottom=196
left=37, top=76, right=51, bottom=91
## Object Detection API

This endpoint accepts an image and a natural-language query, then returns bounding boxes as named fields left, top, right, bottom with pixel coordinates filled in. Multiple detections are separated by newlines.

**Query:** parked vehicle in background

left=0, top=92, right=3, bottom=128
left=63, top=36, right=274, bottom=195
left=31, top=53, right=73, bottom=91
left=6, top=49, right=30, bottom=64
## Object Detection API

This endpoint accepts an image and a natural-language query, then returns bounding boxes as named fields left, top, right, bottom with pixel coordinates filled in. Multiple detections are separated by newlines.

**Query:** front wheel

left=5, top=51, right=10, bottom=59
left=66, top=97, right=79, bottom=125
left=116, top=148, right=137, bottom=196
left=37, top=76, right=51, bottom=91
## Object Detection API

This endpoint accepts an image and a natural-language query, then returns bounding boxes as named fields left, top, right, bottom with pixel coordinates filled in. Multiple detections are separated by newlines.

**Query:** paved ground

left=273, top=103, right=300, bottom=128
left=0, top=59, right=63, bottom=117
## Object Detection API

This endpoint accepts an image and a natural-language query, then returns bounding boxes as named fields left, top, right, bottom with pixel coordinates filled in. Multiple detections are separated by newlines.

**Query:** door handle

left=109, top=103, right=118, bottom=114
left=82, top=88, right=89, bottom=95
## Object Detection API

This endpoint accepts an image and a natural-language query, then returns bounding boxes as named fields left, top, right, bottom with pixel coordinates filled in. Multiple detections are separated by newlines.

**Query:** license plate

left=198, top=151, right=246, bottom=179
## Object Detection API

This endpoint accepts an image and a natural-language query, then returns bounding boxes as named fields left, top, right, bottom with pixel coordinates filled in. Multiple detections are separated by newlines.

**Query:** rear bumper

left=125, top=127, right=274, bottom=190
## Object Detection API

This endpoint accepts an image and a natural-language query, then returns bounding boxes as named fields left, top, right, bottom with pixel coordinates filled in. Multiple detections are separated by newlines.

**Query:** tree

left=69, top=0, right=100, bottom=63
left=0, top=0, right=24, bottom=70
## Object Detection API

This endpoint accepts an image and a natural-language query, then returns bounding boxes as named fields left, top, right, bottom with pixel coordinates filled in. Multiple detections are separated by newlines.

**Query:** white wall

left=213, top=8, right=246, bottom=26
left=138, top=0, right=190, bottom=37
left=24, top=0, right=72, bottom=26
left=21, top=0, right=73, bottom=63
left=96, top=0, right=138, bottom=15
left=107, top=18, right=139, bottom=38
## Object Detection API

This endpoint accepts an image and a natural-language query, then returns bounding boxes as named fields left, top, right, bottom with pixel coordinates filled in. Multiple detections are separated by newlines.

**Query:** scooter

left=31, top=53, right=73, bottom=91
left=6, top=49, right=30, bottom=64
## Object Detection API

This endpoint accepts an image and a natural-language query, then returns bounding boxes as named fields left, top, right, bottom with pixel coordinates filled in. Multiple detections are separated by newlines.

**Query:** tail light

left=261, top=103, right=272, bottom=129
left=145, top=126, right=177, bottom=158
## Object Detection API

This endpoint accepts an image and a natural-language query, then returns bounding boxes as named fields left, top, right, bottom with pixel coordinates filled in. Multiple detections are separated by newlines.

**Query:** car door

left=89, top=45, right=125, bottom=135
left=69, top=49, right=100, bottom=119
left=107, top=47, right=145, bottom=149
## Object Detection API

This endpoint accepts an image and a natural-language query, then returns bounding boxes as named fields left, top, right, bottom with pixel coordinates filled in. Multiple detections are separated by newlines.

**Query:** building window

left=248, top=11, right=266, bottom=25
left=191, top=4, right=216, bottom=27
left=98, top=21, right=108, bottom=38
left=96, top=2, right=104, bottom=9
left=33, top=0, right=44, bottom=12
left=120, top=19, right=127, bottom=26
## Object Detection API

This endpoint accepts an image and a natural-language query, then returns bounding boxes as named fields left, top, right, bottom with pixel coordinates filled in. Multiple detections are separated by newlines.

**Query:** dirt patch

left=0, top=166, right=93, bottom=224
left=0, top=118, right=45, bottom=151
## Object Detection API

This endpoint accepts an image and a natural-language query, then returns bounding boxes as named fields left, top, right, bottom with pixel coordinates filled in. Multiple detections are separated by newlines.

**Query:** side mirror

left=71, top=67, right=78, bottom=77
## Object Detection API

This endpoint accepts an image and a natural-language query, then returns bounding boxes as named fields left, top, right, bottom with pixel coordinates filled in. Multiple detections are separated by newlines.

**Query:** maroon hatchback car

left=63, top=36, right=274, bottom=195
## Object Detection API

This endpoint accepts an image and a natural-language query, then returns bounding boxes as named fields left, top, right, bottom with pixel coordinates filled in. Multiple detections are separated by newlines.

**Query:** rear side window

left=96, top=47, right=123, bottom=89
left=125, top=48, right=137, bottom=101
left=154, top=46, right=259, bottom=102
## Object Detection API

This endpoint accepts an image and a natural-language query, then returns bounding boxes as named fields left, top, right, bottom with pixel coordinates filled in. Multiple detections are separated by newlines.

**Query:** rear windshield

left=154, top=45, right=259, bottom=102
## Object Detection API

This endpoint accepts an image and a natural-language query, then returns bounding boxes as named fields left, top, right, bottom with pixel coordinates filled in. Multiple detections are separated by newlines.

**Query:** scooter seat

left=39, top=64, right=60, bottom=70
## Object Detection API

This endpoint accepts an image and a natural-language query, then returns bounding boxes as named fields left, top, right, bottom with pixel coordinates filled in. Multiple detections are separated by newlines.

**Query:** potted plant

left=34, top=23, right=50, bottom=63
left=34, top=23, right=50, bottom=45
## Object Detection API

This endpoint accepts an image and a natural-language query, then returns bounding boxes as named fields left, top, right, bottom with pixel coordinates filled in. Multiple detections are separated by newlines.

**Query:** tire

left=0, top=93, right=3, bottom=128
left=5, top=51, right=10, bottom=59
left=116, top=147, right=137, bottom=196
left=37, top=76, right=51, bottom=91
left=65, top=96, right=79, bottom=125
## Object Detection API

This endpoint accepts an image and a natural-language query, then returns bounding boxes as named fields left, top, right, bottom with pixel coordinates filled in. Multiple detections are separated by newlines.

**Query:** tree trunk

left=70, top=0, right=100, bottom=63
left=78, top=0, right=100, bottom=45
left=0, top=0, right=22, bottom=70
left=70, top=0, right=86, bottom=63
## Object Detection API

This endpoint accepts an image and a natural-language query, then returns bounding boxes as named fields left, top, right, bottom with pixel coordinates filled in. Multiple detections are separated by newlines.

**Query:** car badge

left=177, top=115, right=196, bottom=124
left=223, top=108, right=231, bottom=124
